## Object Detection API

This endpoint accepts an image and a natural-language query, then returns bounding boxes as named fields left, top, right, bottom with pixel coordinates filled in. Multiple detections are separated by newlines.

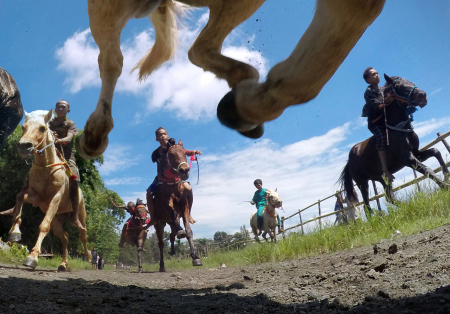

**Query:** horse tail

left=133, top=0, right=185, bottom=80
left=338, top=163, right=357, bottom=202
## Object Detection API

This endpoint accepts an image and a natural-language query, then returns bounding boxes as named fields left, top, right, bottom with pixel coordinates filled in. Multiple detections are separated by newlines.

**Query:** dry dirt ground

left=1, top=225, right=450, bottom=314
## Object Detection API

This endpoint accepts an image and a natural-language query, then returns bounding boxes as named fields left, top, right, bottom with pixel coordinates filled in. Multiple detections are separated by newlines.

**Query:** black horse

left=339, top=74, right=450, bottom=213
left=0, top=67, right=23, bottom=152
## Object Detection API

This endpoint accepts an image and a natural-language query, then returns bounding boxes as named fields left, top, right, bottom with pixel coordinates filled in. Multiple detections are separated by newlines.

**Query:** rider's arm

left=185, top=149, right=202, bottom=156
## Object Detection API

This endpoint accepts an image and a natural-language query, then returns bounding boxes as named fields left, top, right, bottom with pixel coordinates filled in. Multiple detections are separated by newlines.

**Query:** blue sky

left=2, top=1, right=450, bottom=238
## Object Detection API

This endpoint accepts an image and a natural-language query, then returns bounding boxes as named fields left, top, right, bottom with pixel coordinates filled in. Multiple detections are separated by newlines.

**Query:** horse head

left=134, top=203, right=149, bottom=227
left=166, top=141, right=190, bottom=181
left=17, top=110, right=54, bottom=159
left=266, top=189, right=282, bottom=208
left=384, top=74, right=427, bottom=108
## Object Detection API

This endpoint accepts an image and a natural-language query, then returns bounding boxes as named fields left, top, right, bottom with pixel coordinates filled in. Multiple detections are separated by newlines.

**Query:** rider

left=250, top=179, right=284, bottom=234
left=361, top=67, right=395, bottom=182
left=48, top=100, right=84, bottom=230
left=146, top=127, right=202, bottom=233
left=111, top=199, right=147, bottom=248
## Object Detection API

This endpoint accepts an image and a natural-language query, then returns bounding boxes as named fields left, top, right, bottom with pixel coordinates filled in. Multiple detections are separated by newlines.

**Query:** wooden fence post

left=413, top=169, right=421, bottom=192
left=371, top=181, right=382, bottom=211
left=298, top=213, right=304, bottom=235
left=318, top=200, right=322, bottom=229
left=437, top=132, right=450, bottom=154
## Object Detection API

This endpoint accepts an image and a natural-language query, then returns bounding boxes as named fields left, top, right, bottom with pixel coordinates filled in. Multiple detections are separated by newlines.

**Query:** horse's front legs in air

left=212, top=0, right=385, bottom=138
left=23, top=193, right=62, bottom=269
left=416, top=148, right=450, bottom=181
left=403, top=151, right=450, bottom=190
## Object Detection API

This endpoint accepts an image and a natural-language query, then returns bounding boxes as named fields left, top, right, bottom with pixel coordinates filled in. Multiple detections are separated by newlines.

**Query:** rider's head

left=126, top=201, right=136, bottom=211
left=363, top=67, right=380, bottom=85
left=155, top=127, right=169, bottom=147
left=55, top=100, right=70, bottom=119
left=254, top=179, right=263, bottom=190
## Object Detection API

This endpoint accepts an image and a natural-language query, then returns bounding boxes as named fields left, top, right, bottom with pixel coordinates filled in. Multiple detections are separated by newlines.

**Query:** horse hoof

left=23, top=257, right=38, bottom=269
left=159, top=267, right=166, bottom=272
left=138, top=268, right=143, bottom=273
left=192, top=259, right=203, bottom=267
left=169, top=250, right=176, bottom=256
left=176, top=230, right=187, bottom=239
left=217, top=90, right=264, bottom=139
left=75, top=132, right=107, bottom=160
left=8, top=233, right=21, bottom=242
left=58, top=265, right=66, bottom=272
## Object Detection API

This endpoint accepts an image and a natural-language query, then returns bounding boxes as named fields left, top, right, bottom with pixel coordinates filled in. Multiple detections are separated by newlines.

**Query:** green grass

left=2, top=186, right=450, bottom=272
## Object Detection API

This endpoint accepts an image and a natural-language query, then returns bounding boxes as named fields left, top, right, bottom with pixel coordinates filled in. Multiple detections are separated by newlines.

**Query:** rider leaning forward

left=48, top=100, right=84, bottom=230
left=146, top=127, right=201, bottom=234
left=361, top=67, right=395, bottom=183
left=250, top=179, right=284, bottom=234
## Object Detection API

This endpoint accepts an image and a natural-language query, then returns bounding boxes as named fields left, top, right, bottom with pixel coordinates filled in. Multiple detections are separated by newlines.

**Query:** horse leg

left=154, top=222, right=166, bottom=272
left=50, top=216, right=69, bottom=272
left=358, top=181, right=374, bottom=217
left=167, top=222, right=177, bottom=256
left=217, top=0, right=385, bottom=137
left=137, top=229, right=147, bottom=273
left=23, top=194, right=62, bottom=269
left=7, top=182, right=30, bottom=242
left=378, top=178, right=396, bottom=204
left=181, top=206, right=202, bottom=267
left=77, top=194, right=91, bottom=262
left=403, top=151, right=450, bottom=189
left=416, top=148, right=450, bottom=179
left=76, top=2, right=131, bottom=159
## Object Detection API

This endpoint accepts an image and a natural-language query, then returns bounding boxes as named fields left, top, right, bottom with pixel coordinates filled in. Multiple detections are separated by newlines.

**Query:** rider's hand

left=250, top=201, right=255, bottom=205
left=55, top=139, right=64, bottom=144
left=195, top=150, right=202, bottom=155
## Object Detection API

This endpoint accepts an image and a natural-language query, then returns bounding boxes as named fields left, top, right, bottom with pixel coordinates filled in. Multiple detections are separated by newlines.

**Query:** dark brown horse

left=147, top=141, right=201, bottom=272
left=339, top=74, right=450, bottom=213
left=114, top=199, right=151, bottom=272
left=0, top=67, right=23, bottom=152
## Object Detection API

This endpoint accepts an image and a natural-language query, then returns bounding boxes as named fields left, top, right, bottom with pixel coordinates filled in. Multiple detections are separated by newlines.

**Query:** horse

left=76, top=0, right=385, bottom=159
left=0, top=110, right=90, bottom=270
left=0, top=67, right=23, bottom=153
left=147, top=140, right=201, bottom=272
left=250, top=189, right=282, bottom=243
left=339, top=74, right=450, bottom=214
left=117, top=199, right=152, bottom=273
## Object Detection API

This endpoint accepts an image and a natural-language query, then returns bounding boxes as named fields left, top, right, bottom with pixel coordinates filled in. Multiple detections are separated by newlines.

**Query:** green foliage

left=0, top=127, right=126, bottom=263
left=9, top=242, right=28, bottom=259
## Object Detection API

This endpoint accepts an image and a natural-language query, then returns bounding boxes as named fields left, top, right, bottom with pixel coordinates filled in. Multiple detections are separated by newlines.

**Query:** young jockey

left=48, top=100, right=84, bottom=230
left=361, top=67, right=395, bottom=182
left=146, top=127, right=202, bottom=232
left=111, top=199, right=148, bottom=248
left=250, top=179, right=284, bottom=234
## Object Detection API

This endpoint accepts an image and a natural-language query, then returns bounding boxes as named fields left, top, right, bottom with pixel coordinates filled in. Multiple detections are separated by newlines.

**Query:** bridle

left=390, top=78, right=418, bottom=105
left=32, top=125, right=55, bottom=155
left=166, top=144, right=189, bottom=174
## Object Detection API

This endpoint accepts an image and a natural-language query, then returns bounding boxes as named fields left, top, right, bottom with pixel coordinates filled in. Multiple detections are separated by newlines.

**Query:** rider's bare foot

left=383, top=170, right=395, bottom=183
left=278, top=227, right=284, bottom=234
left=71, top=218, right=86, bottom=231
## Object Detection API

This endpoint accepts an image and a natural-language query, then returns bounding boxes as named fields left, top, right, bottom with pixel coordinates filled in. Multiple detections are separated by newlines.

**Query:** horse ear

left=44, top=110, right=53, bottom=124
left=384, top=74, right=393, bottom=85
left=24, top=111, right=30, bottom=122
left=178, top=139, right=183, bottom=146
left=275, top=188, right=277, bottom=192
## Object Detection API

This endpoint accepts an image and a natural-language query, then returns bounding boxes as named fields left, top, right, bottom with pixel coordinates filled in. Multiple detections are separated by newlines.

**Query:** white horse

left=77, top=0, right=385, bottom=159
left=250, top=189, right=282, bottom=243
left=335, top=190, right=361, bottom=225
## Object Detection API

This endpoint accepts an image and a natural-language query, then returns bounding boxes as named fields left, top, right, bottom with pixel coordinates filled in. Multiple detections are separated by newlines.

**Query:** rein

left=33, top=127, right=55, bottom=155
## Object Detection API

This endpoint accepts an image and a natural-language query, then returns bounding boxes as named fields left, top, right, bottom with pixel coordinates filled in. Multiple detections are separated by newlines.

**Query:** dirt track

left=1, top=225, right=450, bottom=313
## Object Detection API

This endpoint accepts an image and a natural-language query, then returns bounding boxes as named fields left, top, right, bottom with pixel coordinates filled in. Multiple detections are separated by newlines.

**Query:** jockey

left=361, top=67, right=395, bottom=183
left=111, top=199, right=148, bottom=248
left=250, top=179, right=284, bottom=234
left=146, top=127, right=202, bottom=232
left=48, top=100, right=84, bottom=230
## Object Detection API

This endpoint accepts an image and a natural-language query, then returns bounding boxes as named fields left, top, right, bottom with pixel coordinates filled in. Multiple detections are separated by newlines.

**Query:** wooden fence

left=280, top=130, right=450, bottom=234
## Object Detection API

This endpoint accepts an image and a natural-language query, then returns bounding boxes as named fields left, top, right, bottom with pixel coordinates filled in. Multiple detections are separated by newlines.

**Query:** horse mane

left=24, top=110, right=50, bottom=123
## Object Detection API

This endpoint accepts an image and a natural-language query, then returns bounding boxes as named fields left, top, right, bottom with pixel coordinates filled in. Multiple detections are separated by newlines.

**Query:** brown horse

left=339, top=75, right=450, bottom=214
left=147, top=140, right=201, bottom=272
left=114, top=199, right=151, bottom=272
left=0, top=67, right=23, bottom=152
left=0, top=110, right=90, bottom=270
left=77, top=0, right=385, bottom=159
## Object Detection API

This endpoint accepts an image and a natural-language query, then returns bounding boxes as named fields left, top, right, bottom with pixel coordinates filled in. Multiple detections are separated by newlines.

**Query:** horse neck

left=265, top=202, right=277, bottom=216
left=33, top=132, right=59, bottom=168
left=386, top=100, right=408, bottom=125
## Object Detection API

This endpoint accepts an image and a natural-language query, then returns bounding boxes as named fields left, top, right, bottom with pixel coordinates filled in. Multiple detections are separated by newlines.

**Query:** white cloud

left=55, top=11, right=268, bottom=121
left=413, top=117, right=450, bottom=138
left=97, top=144, right=144, bottom=176
left=104, top=177, right=144, bottom=186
